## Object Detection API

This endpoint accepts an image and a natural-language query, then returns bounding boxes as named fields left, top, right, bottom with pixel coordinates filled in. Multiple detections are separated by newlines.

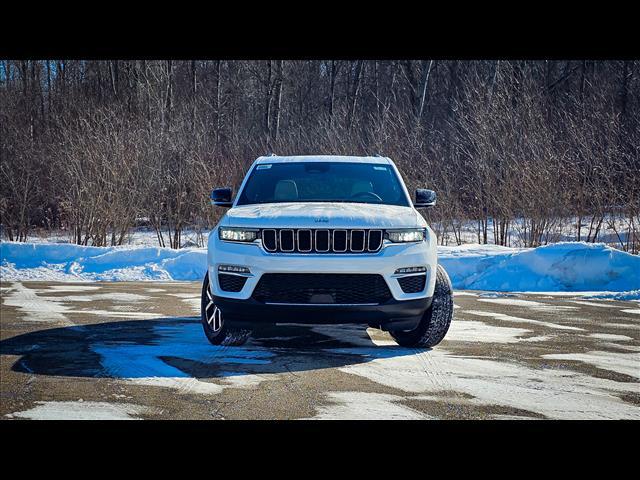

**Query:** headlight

left=386, top=228, right=425, bottom=243
left=218, top=227, right=259, bottom=242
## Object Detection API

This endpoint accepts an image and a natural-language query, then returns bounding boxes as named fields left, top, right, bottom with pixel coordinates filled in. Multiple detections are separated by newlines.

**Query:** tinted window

left=237, top=162, right=409, bottom=207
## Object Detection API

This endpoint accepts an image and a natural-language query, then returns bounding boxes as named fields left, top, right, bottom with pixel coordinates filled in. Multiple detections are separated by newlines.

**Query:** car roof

left=254, top=155, right=393, bottom=165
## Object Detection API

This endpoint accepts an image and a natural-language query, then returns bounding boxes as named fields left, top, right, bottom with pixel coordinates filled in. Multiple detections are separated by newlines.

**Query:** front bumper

left=213, top=294, right=432, bottom=331
left=207, top=227, right=438, bottom=302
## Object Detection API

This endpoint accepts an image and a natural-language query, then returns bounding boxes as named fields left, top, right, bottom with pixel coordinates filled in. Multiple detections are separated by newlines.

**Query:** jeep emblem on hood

left=314, top=217, right=329, bottom=223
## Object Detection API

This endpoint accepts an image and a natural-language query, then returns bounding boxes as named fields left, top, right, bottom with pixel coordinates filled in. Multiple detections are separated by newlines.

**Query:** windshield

left=236, top=162, right=410, bottom=207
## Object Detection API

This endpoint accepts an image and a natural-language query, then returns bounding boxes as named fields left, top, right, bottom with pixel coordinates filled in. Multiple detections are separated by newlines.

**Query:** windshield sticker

left=256, top=164, right=272, bottom=170
left=373, top=166, right=387, bottom=171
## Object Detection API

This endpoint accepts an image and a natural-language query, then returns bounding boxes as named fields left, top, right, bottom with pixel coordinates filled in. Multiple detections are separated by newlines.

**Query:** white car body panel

left=224, top=202, right=423, bottom=229
left=207, top=225, right=437, bottom=301
left=208, top=155, right=438, bottom=304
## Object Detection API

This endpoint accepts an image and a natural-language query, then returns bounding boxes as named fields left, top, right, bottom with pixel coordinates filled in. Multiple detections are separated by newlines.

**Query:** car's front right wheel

left=390, top=264, right=454, bottom=348
left=201, top=272, right=251, bottom=346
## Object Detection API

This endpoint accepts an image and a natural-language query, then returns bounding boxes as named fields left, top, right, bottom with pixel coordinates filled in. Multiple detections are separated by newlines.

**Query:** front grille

left=218, top=273, right=248, bottom=292
left=398, top=275, right=426, bottom=293
left=261, top=229, right=383, bottom=254
left=252, top=273, right=392, bottom=304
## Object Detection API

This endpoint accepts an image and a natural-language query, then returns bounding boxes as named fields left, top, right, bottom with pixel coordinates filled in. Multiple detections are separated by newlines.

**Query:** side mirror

left=210, top=187, right=233, bottom=207
left=414, top=189, right=436, bottom=208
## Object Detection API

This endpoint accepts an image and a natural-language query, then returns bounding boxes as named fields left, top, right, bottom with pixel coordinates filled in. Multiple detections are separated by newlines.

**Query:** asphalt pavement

left=1, top=281, right=638, bottom=419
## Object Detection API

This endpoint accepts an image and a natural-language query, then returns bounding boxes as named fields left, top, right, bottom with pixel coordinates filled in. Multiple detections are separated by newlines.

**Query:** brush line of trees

left=1, top=60, right=638, bottom=252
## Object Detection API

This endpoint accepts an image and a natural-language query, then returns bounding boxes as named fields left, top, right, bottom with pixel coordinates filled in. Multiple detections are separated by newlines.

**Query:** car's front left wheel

left=201, top=272, right=251, bottom=346
left=389, top=264, right=454, bottom=348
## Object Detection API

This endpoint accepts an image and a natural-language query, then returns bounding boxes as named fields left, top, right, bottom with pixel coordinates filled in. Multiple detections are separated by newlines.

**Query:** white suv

left=201, top=155, right=453, bottom=348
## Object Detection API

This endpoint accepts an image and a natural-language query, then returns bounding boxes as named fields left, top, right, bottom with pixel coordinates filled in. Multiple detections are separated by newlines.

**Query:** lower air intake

left=218, top=274, right=248, bottom=292
left=252, top=273, right=392, bottom=305
left=397, top=275, right=426, bottom=294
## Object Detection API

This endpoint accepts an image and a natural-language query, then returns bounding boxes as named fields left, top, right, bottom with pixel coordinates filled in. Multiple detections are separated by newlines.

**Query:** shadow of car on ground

left=0, top=317, right=420, bottom=381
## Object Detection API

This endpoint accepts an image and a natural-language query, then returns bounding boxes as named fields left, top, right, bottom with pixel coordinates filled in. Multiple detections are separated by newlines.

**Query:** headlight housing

left=386, top=228, right=426, bottom=243
left=218, top=227, right=259, bottom=243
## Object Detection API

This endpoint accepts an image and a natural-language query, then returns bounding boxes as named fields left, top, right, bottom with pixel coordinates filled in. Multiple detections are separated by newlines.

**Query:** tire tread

left=201, top=273, right=251, bottom=346
left=390, top=264, right=454, bottom=348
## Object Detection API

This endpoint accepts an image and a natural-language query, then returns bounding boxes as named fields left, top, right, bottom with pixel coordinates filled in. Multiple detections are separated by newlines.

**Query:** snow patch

left=308, top=391, right=430, bottom=420
left=53, top=292, right=150, bottom=303
left=543, top=351, right=640, bottom=379
left=6, top=401, right=152, bottom=420
left=588, top=333, right=633, bottom=341
left=477, top=297, right=578, bottom=312
left=67, top=309, right=163, bottom=319
left=571, top=300, right=618, bottom=308
left=2, top=282, right=73, bottom=325
left=168, top=293, right=201, bottom=313
left=45, top=285, right=101, bottom=292
left=604, top=323, right=640, bottom=330
left=465, top=310, right=583, bottom=331
left=446, top=320, right=531, bottom=343
left=326, top=347, right=640, bottom=419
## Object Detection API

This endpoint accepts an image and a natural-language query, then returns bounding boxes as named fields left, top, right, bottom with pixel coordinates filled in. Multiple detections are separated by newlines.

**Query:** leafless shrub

left=0, top=60, right=638, bottom=252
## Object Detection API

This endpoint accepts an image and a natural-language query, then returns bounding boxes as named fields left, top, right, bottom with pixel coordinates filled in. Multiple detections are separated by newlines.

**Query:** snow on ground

left=5, top=401, right=153, bottom=420
left=464, top=310, right=584, bottom=331
left=1, top=240, right=639, bottom=294
left=0, top=242, right=205, bottom=282
left=326, top=346, right=640, bottom=419
left=3, top=281, right=76, bottom=324
left=438, top=242, right=639, bottom=293
left=445, top=320, right=532, bottom=343
left=307, top=391, right=430, bottom=420
left=2, top=282, right=162, bottom=325
left=542, top=351, right=640, bottom=379
left=583, top=290, right=640, bottom=301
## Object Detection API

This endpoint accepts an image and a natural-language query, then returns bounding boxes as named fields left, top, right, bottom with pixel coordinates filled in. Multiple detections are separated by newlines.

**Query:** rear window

left=237, top=162, right=409, bottom=207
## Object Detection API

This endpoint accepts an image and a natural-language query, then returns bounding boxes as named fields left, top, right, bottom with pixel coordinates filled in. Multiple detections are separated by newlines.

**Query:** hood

left=224, top=202, right=423, bottom=229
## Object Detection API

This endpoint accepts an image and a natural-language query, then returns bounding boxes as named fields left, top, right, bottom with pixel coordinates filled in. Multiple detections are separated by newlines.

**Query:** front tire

left=201, top=272, right=251, bottom=346
left=390, top=264, right=454, bottom=348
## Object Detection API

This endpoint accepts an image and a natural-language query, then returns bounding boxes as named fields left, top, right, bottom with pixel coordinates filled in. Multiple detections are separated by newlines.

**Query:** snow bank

left=1, top=241, right=639, bottom=294
left=0, top=242, right=207, bottom=282
left=438, top=242, right=640, bottom=293
left=582, top=290, right=640, bottom=301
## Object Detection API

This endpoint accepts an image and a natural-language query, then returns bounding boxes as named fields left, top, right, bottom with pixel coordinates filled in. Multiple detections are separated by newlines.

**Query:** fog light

left=394, top=266, right=427, bottom=274
left=218, top=265, right=251, bottom=274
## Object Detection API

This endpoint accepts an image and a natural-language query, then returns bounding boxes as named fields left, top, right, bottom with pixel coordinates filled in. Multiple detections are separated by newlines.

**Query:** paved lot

left=1, top=281, right=639, bottom=419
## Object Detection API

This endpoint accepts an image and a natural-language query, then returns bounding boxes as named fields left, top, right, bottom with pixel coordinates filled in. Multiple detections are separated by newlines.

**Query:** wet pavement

left=1, top=281, right=639, bottom=419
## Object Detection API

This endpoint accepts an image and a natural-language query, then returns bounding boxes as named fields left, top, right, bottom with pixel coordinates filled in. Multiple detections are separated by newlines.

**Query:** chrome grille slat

left=368, top=229, right=383, bottom=252
left=332, top=229, right=347, bottom=252
left=350, top=229, right=365, bottom=252
left=262, top=229, right=383, bottom=254
left=262, top=229, right=277, bottom=252
left=297, top=229, right=312, bottom=252
left=315, top=229, right=330, bottom=252
left=279, top=229, right=295, bottom=252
